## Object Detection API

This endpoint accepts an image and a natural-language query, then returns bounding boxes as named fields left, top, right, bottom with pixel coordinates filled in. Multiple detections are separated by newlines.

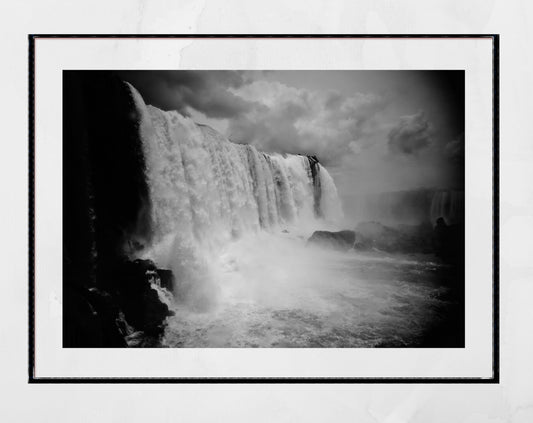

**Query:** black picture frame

left=28, top=34, right=499, bottom=384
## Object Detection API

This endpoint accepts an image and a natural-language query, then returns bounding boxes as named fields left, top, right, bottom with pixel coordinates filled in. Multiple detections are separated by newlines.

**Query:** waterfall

left=429, top=190, right=464, bottom=225
left=358, top=189, right=464, bottom=226
left=125, top=82, right=343, bottom=300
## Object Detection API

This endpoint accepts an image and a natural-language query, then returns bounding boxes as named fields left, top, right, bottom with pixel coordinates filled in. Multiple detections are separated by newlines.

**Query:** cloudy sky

left=118, top=70, right=464, bottom=216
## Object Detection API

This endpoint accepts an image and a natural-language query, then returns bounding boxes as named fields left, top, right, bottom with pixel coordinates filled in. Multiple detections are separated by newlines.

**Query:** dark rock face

left=63, top=72, right=152, bottom=288
left=63, top=259, right=175, bottom=347
left=432, top=218, right=465, bottom=264
left=113, top=259, right=174, bottom=336
left=62, top=72, right=172, bottom=347
left=157, top=269, right=175, bottom=291
left=63, top=285, right=128, bottom=348
left=307, top=230, right=356, bottom=251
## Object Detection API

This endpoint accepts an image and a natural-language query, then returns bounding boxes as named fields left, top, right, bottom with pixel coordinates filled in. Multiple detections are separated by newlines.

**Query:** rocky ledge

left=63, top=259, right=175, bottom=348
left=307, top=218, right=464, bottom=262
left=307, top=230, right=356, bottom=251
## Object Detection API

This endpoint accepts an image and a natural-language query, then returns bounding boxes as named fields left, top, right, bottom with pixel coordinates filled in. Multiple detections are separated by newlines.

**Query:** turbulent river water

left=161, top=232, right=456, bottom=348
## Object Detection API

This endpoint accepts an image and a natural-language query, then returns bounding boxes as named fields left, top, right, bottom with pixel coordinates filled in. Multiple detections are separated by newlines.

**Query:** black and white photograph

left=63, top=69, right=465, bottom=349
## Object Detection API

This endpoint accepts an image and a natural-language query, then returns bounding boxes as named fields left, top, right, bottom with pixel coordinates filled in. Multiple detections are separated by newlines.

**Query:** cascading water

left=429, top=190, right=464, bottom=225
left=126, top=83, right=343, bottom=309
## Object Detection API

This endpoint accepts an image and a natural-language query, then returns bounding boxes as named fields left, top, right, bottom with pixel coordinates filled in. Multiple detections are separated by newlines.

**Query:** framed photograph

left=29, top=34, right=498, bottom=382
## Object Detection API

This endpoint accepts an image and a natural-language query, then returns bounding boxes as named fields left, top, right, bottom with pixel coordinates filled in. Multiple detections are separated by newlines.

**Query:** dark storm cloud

left=116, top=71, right=386, bottom=164
left=117, top=70, right=251, bottom=118
left=388, top=112, right=432, bottom=155
left=227, top=80, right=386, bottom=164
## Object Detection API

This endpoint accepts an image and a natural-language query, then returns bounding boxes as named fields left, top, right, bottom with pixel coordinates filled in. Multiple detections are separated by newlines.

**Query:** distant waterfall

left=125, top=83, right=343, bottom=291
left=359, top=189, right=464, bottom=226
left=429, top=190, right=464, bottom=225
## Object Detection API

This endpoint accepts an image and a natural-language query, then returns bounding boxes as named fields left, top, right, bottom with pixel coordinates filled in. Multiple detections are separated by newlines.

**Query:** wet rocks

left=432, top=218, right=464, bottom=264
left=156, top=268, right=175, bottom=291
left=113, top=259, right=174, bottom=337
left=63, top=72, right=161, bottom=347
left=63, top=258, right=176, bottom=347
left=63, top=285, right=128, bottom=348
left=307, top=230, right=356, bottom=251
